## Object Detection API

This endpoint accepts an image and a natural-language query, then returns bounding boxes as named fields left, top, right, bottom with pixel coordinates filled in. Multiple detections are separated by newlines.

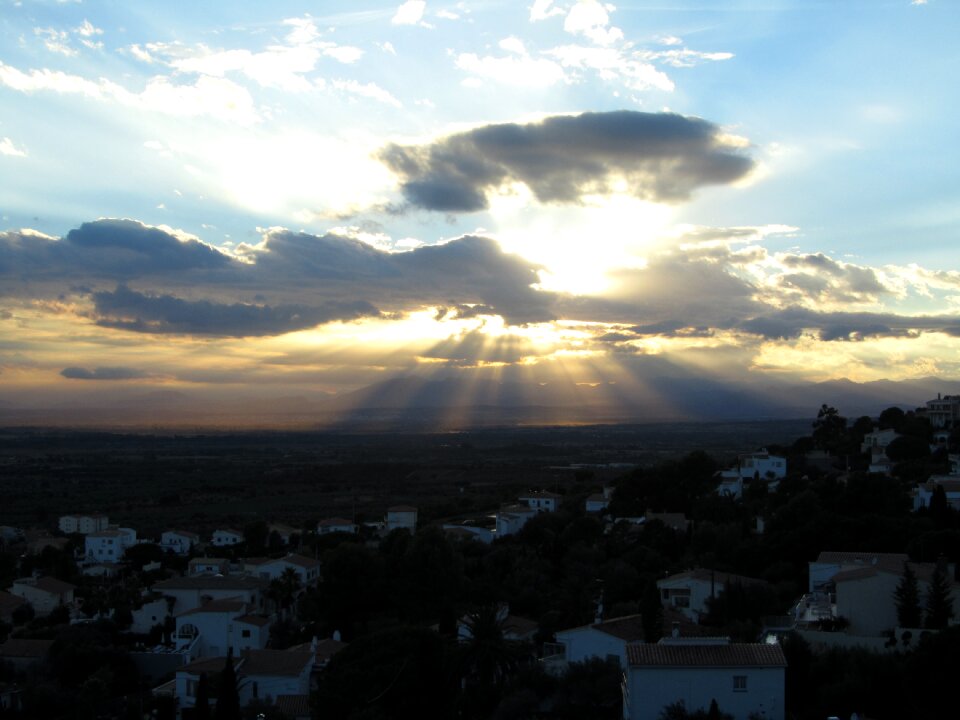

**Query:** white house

left=442, top=523, right=495, bottom=544
left=58, top=513, right=108, bottom=535
left=714, top=470, right=744, bottom=500
left=914, top=479, right=960, bottom=512
left=129, top=596, right=172, bottom=635
left=9, top=576, right=75, bottom=616
left=737, top=450, right=787, bottom=481
left=152, top=575, right=267, bottom=615
left=924, top=393, right=960, bottom=429
left=622, top=640, right=786, bottom=720
left=658, top=569, right=768, bottom=623
left=160, top=530, right=200, bottom=556
left=495, top=504, right=538, bottom=537
left=316, top=517, right=358, bottom=535
left=244, top=554, right=321, bottom=587
left=585, top=492, right=610, bottom=514
left=833, top=561, right=960, bottom=636
left=188, top=557, right=231, bottom=576
left=212, top=528, right=244, bottom=547
left=84, top=527, right=137, bottom=563
left=268, top=523, right=300, bottom=546
left=385, top=506, right=418, bottom=533
left=519, top=491, right=562, bottom=513
left=551, top=614, right=645, bottom=670
left=807, top=551, right=909, bottom=593
left=175, top=598, right=271, bottom=659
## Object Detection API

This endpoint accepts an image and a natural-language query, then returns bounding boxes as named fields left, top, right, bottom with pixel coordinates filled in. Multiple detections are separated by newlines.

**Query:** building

left=316, top=518, right=358, bottom=535
left=737, top=450, right=786, bottom=481
left=385, top=506, right=418, bottom=533
left=495, top=503, right=538, bottom=538
left=160, top=530, right=200, bottom=556
left=151, top=575, right=267, bottom=615
left=550, top=614, right=645, bottom=670
left=58, top=513, right=109, bottom=535
left=243, top=554, right=321, bottom=587
left=622, top=641, right=786, bottom=720
left=585, top=491, right=611, bottom=514
left=211, top=528, right=244, bottom=547
left=657, top=569, right=768, bottom=623
left=84, top=527, right=137, bottom=563
left=174, top=598, right=271, bottom=659
left=924, top=394, right=960, bottom=429
left=9, top=576, right=75, bottom=616
left=519, top=491, right=562, bottom=513
left=808, top=551, right=910, bottom=593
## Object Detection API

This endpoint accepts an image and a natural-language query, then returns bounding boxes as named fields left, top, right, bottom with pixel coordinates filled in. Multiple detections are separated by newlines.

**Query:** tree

left=215, top=650, right=241, bottom=720
left=640, top=582, right=663, bottom=643
left=924, top=563, right=955, bottom=630
left=268, top=567, right=301, bottom=618
left=812, top=404, right=847, bottom=453
left=894, top=564, right=922, bottom=628
left=458, top=604, right=524, bottom=697
left=194, top=672, right=211, bottom=720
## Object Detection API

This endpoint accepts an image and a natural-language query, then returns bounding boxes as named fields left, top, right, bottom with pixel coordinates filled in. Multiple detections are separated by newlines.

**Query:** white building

left=151, top=575, right=267, bottom=615
left=622, top=641, right=786, bottom=720
left=737, top=450, right=786, bottom=481
left=715, top=470, right=744, bottom=500
left=9, top=577, right=75, bottom=616
left=244, top=554, right=321, bottom=587
left=84, top=527, right=136, bottom=563
left=807, top=551, right=909, bottom=593
left=316, top=518, right=358, bottom=535
left=188, top=557, right=231, bottom=576
left=58, top=513, right=108, bottom=535
left=175, top=598, right=270, bottom=659
left=924, top=394, right=960, bottom=429
left=211, top=528, right=244, bottom=547
left=385, top=506, right=418, bottom=533
left=914, top=479, right=960, bottom=512
left=129, top=596, right=172, bottom=635
left=160, top=530, right=200, bottom=556
left=495, top=503, right=537, bottom=537
left=658, top=569, right=768, bottom=624
left=519, top=491, right=562, bottom=513
left=585, top=492, right=610, bottom=513
left=551, top=614, right=645, bottom=670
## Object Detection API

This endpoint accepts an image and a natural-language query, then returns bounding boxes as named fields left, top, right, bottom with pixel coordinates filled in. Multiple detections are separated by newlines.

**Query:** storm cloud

left=60, top=366, right=150, bottom=380
left=379, top=110, right=754, bottom=212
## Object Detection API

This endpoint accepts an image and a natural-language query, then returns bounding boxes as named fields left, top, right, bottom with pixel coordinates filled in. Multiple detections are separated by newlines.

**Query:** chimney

left=672, top=622, right=680, bottom=639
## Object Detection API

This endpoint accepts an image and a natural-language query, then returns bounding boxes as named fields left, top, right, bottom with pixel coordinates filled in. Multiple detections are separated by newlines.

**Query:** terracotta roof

left=815, top=551, right=908, bottom=566
left=659, top=569, right=766, bottom=588
left=276, top=694, right=311, bottom=718
left=0, top=638, right=55, bottom=659
left=178, top=598, right=247, bottom=617
left=586, top=493, right=608, bottom=502
left=503, top=615, right=539, bottom=638
left=520, top=491, right=562, bottom=499
left=180, top=656, right=241, bottom=676
left=16, top=576, right=76, bottom=595
left=593, top=614, right=646, bottom=641
left=154, top=575, right=265, bottom=591
left=627, top=643, right=787, bottom=668
left=165, top=530, right=200, bottom=539
left=314, top=638, right=348, bottom=662
left=279, top=554, right=320, bottom=569
left=317, top=518, right=355, bottom=527
left=387, top=505, right=418, bottom=512
left=241, top=649, right=313, bottom=677
left=237, top=614, right=271, bottom=627
left=0, top=591, right=27, bottom=616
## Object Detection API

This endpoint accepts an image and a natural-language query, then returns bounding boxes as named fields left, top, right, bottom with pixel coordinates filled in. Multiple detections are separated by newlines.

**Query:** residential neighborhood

left=0, top=395, right=958, bottom=718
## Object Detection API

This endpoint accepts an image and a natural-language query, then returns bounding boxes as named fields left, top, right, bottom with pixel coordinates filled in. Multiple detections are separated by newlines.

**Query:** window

left=242, top=629, right=251, bottom=638
left=733, top=675, right=747, bottom=692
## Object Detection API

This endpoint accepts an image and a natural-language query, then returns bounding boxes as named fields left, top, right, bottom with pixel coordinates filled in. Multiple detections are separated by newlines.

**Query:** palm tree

left=268, top=567, right=302, bottom=619
left=457, top=604, right=524, bottom=694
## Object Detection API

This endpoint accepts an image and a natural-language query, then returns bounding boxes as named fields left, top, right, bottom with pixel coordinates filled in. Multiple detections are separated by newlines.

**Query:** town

left=0, top=394, right=958, bottom=719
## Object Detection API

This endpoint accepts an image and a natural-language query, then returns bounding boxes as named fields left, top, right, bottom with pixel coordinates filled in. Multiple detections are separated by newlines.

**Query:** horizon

left=2, top=1, right=959, bottom=428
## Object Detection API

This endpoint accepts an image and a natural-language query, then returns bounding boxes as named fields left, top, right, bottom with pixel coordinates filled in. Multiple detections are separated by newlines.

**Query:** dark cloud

left=91, top=284, right=380, bottom=337
left=421, top=329, right=537, bottom=365
left=737, top=307, right=960, bottom=342
left=60, top=366, right=149, bottom=381
left=379, top=111, right=754, bottom=212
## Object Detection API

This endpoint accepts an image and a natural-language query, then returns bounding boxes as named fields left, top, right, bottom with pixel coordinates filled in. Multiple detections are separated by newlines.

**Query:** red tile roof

left=241, top=649, right=313, bottom=677
left=627, top=643, right=786, bottom=668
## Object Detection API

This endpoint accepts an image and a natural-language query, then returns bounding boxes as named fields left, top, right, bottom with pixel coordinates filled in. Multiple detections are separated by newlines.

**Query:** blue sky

left=1, top=0, right=958, bottom=413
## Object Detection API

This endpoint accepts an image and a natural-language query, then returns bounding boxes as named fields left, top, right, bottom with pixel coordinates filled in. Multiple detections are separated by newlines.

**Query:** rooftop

left=627, top=642, right=787, bottom=668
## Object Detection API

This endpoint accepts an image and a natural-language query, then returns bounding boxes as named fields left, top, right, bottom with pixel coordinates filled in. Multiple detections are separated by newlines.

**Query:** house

left=188, top=557, right=231, bottom=576
left=519, top=491, right=562, bottom=513
left=550, top=614, right=646, bottom=670
left=84, top=527, right=137, bottom=563
left=0, top=591, right=28, bottom=623
left=914, top=479, right=960, bottom=511
left=151, top=575, right=267, bottom=615
left=268, top=523, right=301, bottom=546
left=316, top=518, right=358, bottom=535
left=714, top=470, right=743, bottom=500
left=923, top=393, right=960, bottom=429
left=622, top=640, right=786, bottom=720
left=173, top=655, right=242, bottom=717
left=244, top=554, right=321, bottom=587
left=160, top=530, right=200, bottom=556
left=385, top=506, right=418, bottom=533
left=175, top=598, right=271, bottom=659
left=212, top=528, right=244, bottom=547
left=657, top=569, right=767, bottom=623
left=58, top=513, right=108, bottom=535
left=807, top=551, right=910, bottom=593
left=496, top=503, right=537, bottom=537
left=442, top=523, right=495, bottom=544
left=585, top=492, right=610, bottom=513
left=9, top=576, right=75, bottom=616
left=289, top=635, right=348, bottom=671
left=833, top=561, right=960, bottom=636
left=736, top=450, right=786, bottom=481
left=129, top=595, right=172, bottom=635
left=0, top=639, right=54, bottom=673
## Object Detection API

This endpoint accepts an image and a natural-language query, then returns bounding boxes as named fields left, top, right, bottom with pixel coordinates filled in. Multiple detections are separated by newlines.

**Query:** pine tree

left=194, top=672, right=211, bottom=720
left=894, top=563, right=922, bottom=628
left=641, top=581, right=664, bottom=643
left=924, top=563, right=955, bottom=630
left=214, top=649, right=241, bottom=720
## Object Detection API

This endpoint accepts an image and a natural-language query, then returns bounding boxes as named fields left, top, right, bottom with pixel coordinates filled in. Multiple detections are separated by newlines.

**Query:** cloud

left=530, top=0, right=566, bottom=22
left=421, top=328, right=539, bottom=365
left=379, top=111, right=754, bottom=212
left=544, top=45, right=674, bottom=92
left=91, top=284, right=380, bottom=337
left=392, top=1, right=427, bottom=26
left=0, top=137, right=28, bottom=157
left=564, top=1, right=623, bottom=46
left=330, top=79, right=402, bottom=107
left=737, top=307, right=960, bottom=342
left=455, top=50, right=568, bottom=88
left=640, top=48, right=734, bottom=68
left=61, top=366, right=149, bottom=381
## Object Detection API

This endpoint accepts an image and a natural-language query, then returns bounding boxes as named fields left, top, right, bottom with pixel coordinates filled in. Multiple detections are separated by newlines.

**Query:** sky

left=1, top=0, right=959, bottom=415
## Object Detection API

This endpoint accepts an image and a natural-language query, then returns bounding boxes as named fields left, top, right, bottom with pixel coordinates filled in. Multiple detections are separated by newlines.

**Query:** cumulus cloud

left=392, top=1, right=427, bottom=26
left=0, top=137, right=28, bottom=157
left=379, top=111, right=754, bottom=212
left=563, top=0, right=623, bottom=46
left=737, top=307, right=960, bottom=342
left=61, top=366, right=149, bottom=380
